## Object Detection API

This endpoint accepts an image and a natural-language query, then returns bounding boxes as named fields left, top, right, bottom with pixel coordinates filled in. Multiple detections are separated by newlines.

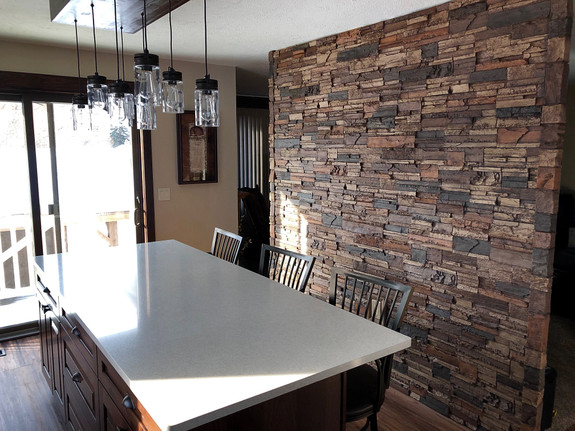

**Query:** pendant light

left=134, top=1, right=160, bottom=130
left=108, top=0, right=134, bottom=127
left=161, top=0, right=184, bottom=114
left=72, top=19, right=91, bottom=131
left=121, top=26, right=135, bottom=126
left=86, top=2, right=108, bottom=111
left=195, top=0, right=220, bottom=127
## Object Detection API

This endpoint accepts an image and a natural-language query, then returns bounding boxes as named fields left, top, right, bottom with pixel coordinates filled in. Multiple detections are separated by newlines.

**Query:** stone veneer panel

left=268, top=0, right=572, bottom=430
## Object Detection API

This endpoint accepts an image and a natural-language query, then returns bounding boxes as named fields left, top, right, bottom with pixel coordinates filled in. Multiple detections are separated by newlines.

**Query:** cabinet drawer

left=61, top=306, right=97, bottom=372
left=99, top=383, right=132, bottom=431
left=37, top=274, right=58, bottom=307
left=98, top=353, right=155, bottom=431
left=63, top=330, right=98, bottom=431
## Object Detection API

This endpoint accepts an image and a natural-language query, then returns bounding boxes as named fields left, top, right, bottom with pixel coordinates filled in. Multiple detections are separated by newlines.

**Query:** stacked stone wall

left=269, top=0, right=572, bottom=429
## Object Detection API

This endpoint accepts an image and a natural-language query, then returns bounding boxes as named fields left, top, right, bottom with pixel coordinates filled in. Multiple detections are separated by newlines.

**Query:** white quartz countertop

left=35, top=240, right=411, bottom=431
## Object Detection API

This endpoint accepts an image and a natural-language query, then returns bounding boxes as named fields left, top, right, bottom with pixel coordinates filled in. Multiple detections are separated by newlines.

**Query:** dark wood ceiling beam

left=50, top=0, right=190, bottom=34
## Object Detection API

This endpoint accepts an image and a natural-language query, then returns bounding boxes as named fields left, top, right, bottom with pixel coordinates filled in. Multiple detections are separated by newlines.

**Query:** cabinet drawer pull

left=43, top=286, right=50, bottom=294
left=122, top=394, right=135, bottom=410
left=41, top=304, right=51, bottom=313
left=71, top=326, right=81, bottom=336
left=71, top=372, right=83, bottom=383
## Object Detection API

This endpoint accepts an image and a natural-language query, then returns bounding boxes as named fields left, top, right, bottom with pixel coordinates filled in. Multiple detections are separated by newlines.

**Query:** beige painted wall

left=0, top=40, right=238, bottom=251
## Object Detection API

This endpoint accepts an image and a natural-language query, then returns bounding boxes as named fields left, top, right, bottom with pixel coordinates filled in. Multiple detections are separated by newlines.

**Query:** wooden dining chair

left=210, top=228, right=243, bottom=264
left=328, top=267, right=413, bottom=431
left=258, top=244, right=315, bottom=292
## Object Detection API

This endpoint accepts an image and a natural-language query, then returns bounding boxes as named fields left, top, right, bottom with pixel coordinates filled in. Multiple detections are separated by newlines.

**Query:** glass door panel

left=0, top=100, right=36, bottom=329
left=34, top=103, right=136, bottom=252
left=33, top=102, right=62, bottom=255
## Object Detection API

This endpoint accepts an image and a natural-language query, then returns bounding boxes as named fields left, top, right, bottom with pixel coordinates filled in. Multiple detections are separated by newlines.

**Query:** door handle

left=134, top=207, right=146, bottom=228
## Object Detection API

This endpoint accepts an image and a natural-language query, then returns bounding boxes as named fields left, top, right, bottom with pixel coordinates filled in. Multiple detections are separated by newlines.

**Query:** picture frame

left=177, top=111, right=218, bottom=184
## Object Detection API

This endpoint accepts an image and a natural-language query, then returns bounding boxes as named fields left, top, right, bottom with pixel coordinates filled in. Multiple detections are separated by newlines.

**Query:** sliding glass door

left=0, top=92, right=151, bottom=337
left=0, top=99, right=36, bottom=331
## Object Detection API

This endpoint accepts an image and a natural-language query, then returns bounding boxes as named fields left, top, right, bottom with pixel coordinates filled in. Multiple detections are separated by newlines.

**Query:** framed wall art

left=177, top=111, right=217, bottom=184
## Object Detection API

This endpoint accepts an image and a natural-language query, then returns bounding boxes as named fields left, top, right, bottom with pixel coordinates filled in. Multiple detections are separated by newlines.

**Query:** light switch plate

left=158, top=188, right=171, bottom=201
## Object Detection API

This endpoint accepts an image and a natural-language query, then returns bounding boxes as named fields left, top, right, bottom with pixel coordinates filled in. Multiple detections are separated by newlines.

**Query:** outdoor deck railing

left=1, top=211, right=132, bottom=298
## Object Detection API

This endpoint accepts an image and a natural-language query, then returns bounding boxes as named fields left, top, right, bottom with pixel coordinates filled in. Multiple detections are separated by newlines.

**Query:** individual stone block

left=337, top=43, right=379, bottom=62
left=275, top=138, right=300, bottom=148
left=453, top=236, right=491, bottom=256
left=469, top=68, right=507, bottom=83
left=487, top=2, right=551, bottom=29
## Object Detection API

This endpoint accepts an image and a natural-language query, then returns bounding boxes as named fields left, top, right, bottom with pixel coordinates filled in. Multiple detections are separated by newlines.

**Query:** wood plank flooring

left=347, top=388, right=466, bottom=431
left=0, top=336, right=64, bottom=431
left=1, top=336, right=465, bottom=431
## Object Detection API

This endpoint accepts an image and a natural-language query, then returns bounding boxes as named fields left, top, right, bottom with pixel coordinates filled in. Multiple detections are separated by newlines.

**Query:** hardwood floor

left=347, top=388, right=466, bottom=431
left=1, top=335, right=465, bottom=431
left=0, top=336, right=64, bottom=431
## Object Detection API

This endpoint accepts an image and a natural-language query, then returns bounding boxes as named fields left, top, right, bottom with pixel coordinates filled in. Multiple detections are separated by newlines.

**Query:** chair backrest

left=258, top=244, right=315, bottom=292
left=328, top=268, right=413, bottom=331
left=210, top=228, right=243, bottom=264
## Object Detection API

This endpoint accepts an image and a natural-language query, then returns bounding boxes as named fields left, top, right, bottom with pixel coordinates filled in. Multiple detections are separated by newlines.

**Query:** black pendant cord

left=203, top=0, right=208, bottom=77
left=169, top=0, right=174, bottom=69
left=74, top=19, right=82, bottom=93
left=141, top=13, right=145, bottom=52
left=143, top=0, right=149, bottom=52
left=120, top=26, right=126, bottom=81
left=90, top=2, right=99, bottom=74
left=113, top=0, right=120, bottom=81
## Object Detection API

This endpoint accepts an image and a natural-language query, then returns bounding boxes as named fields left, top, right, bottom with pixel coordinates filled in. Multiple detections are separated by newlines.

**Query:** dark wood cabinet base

left=193, top=375, right=344, bottom=431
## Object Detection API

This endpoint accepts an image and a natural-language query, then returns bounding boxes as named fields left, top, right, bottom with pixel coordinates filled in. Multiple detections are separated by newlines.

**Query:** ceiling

left=0, top=0, right=449, bottom=95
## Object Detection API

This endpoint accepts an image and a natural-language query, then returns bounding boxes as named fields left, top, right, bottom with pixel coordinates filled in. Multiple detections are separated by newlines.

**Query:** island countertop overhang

left=34, top=240, right=412, bottom=431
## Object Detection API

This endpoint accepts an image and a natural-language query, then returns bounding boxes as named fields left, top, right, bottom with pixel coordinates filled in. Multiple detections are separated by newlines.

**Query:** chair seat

left=346, top=363, right=383, bottom=421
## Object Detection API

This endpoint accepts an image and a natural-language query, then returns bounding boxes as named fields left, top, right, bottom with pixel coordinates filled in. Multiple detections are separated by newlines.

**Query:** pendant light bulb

left=161, top=0, right=184, bottom=114
left=72, top=19, right=92, bottom=131
left=87, top=3, right=108, bottom=111
left=195, top=0, right=219, bottom=127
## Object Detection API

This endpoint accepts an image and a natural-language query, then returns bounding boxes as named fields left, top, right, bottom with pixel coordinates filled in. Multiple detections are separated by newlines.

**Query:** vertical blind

left=237, top=107, right=269, bottom=199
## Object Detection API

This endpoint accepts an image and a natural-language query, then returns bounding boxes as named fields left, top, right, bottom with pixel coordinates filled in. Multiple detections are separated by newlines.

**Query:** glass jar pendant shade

left=87, top=73, right=108, bottom=110
left=134, top=51, right=161, bottom=109
left=195, top=75, right=219, bottom=127
left=109, top=81, right=134, bottom=127
left=72, top=93, right=91, bottom=131
left=87, top=2, right=108, bottom=111
left=134, top=51, right=158, bottom=130
left=162, top=68, right=184, bottom=113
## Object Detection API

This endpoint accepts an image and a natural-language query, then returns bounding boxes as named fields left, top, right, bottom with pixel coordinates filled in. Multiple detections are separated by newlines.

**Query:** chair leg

left=359, top=419, right=371, bottom=431
left=369, top=413, right=378, bottom=431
